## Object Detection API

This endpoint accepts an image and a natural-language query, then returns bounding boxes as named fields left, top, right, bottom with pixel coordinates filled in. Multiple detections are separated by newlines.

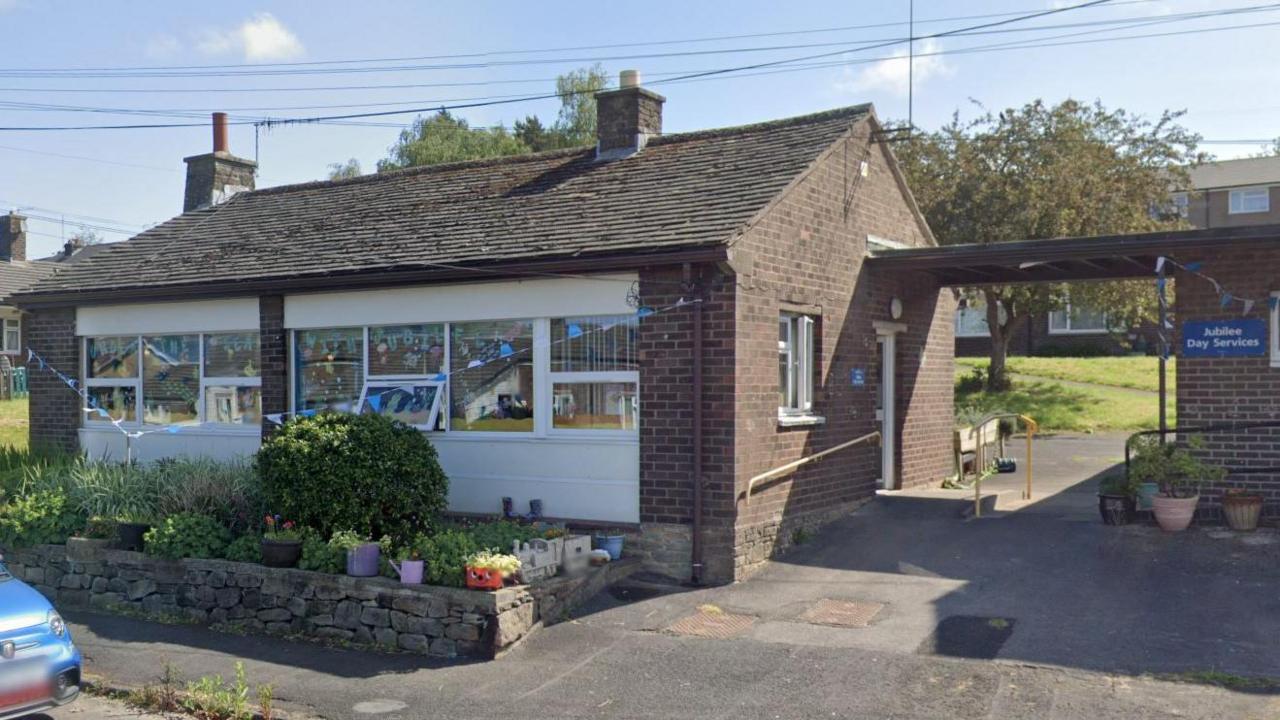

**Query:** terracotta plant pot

left=260, top=538, right=303, bottom=568
left=1222, top=492, right=1263, bottom=532
left=1152, top=494, right=1199, bottom=532
left=465, top=565, right=504, bottom=591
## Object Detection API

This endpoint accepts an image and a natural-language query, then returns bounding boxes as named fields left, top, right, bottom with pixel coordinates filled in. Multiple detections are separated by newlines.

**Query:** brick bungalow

left=14, top=74, right=955, bottom=584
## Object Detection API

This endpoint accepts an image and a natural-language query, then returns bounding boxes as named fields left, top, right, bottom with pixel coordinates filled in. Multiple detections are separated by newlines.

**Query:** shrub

left=465, top=520, right=541, bottom=553
left=298, top=529, right=344, bottom=574
left=153, top=459, right=262, bottom=535
left=66, top=461, right=161, bottom=524
left=955, top=366, right=987, bottom=394
left=223, top=534, right=262, bottom=564
left=256, top=413, right=448, bottom=545
left=144, top=513, right=232, bottom=560
left=409, top=529, right=478, bottom=588
left=0, top=489, right=82, bottom=549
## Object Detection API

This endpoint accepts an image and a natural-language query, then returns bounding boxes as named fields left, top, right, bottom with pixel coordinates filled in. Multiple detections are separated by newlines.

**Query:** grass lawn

left=0, top=398, right=26, bottom=450
left=957, top=356, right=1174, bottom=393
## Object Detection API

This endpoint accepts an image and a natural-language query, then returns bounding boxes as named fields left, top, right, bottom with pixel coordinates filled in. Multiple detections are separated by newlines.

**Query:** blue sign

left=1181, top=319, right=1267, bottom=357
left=850, top=368, right=866, bottom=387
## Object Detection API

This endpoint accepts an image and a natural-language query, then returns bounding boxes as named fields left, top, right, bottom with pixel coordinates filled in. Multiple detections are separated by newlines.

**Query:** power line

left=0, top=143, right=179, bottom=172
left=0, top=202, right=150, bottom=229
left=0, top=0, right=1160, bottom=76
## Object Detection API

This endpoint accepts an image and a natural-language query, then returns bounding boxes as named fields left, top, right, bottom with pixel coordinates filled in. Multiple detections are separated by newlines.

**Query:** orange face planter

left=465, top=565, right=504, bottom=590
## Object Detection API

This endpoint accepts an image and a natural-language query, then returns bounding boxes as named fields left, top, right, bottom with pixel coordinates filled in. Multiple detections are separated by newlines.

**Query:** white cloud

left=836, top=39, right=953, bottom=98
left=197, top=13, right=304, bottom=62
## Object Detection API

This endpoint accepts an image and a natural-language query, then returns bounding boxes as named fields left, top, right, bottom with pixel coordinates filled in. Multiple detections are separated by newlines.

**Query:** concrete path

left=49, top=433, right=1280, bottom=719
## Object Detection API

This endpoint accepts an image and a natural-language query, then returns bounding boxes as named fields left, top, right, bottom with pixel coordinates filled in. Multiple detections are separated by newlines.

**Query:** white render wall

left=75, top=277, right=642, bottom=524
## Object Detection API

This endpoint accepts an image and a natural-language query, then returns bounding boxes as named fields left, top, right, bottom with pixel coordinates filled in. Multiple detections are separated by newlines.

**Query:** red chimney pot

left=212, top=112, right=228, bottom=153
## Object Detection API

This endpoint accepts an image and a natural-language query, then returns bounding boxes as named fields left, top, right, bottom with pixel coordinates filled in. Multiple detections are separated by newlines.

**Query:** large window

left=779, top=313, right=816, bottom=416
left=1049, top=302, right=1108, bottom=334
left=84, top=332, right=260, bottom=426
left=1229, top=187, right=1270, bottom=215
left=293, top=314, right=640, bottom=435
left=550, top=316, right=639, bottom=431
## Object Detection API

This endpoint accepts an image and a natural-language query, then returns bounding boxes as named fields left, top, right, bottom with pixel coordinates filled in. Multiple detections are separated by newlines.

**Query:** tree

left=550, top=63, right=610, bottom=146
left=377, top=110, right=530, bottom=172
left=328, top=158, right=362, bottom=180
left=513, top=115, right=557, bottom=152
left=897, top=99, right=1201, bottom=390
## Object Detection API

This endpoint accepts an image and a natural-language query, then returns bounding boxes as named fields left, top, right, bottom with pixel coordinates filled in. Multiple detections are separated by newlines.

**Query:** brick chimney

left=183, top=112, right=257, bottom=212
left=595, top=70, right=665, bottom=160
left=0, top=212, right=27, bottom=262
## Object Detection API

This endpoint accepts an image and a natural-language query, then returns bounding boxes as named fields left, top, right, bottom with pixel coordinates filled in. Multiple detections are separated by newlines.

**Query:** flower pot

left=346, top=543, right=381, bottom=577
left=465, top=565, right=504, bottom=590
left=390, top=559, right=424, bottom=584
left=260, top=538, right=302, bottom=568
left=1136, top=483, right=1159, bottom=511
left=1222, top=493, right=1263, bottom=532
left=595, top=534, right=625, bottom=561
left=1152, top=494, right=1199, bottom=532
left=116, top=522, right=151, bottom=552
left=1097, top=493, right=1135, bottom=526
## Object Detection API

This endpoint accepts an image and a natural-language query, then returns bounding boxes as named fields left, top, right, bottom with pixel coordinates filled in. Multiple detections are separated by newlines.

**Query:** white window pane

left=1049, top=310, right=1069, bottom=331
left=294, top=328, right=363, bottom=413
left=449, top=320, right=534, bottom=432
left=369, top=324, right=445, bottom=377
left=203, top=333, right=260, bottom=378
left=4, top=330, right=18, bottom=352
left=86, top=337, right=138, bottom=379
left=1070, top=305, right=1107, bottom=331
left=552, top=382, right=638, bottom=430
left=551, top=316, right=637, bottom=372
left=204, top=386, right=262, bottom=425
left=142, top=335, right=200, bottom=425
left=87, top=386, right=136, bottom=423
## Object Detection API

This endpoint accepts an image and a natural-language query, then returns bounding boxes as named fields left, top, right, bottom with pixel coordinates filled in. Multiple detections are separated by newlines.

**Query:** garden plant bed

left=4, top=538, right=635, bottom=659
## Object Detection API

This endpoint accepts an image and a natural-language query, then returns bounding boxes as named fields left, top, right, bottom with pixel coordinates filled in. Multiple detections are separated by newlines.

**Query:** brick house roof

left=0, top=261, right=55, bottom=303
left=16, top=104, right=873, bottom=303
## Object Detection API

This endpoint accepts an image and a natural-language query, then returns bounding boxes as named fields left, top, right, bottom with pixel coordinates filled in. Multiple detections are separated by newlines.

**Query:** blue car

left=0, top=556, right=80, bottom=720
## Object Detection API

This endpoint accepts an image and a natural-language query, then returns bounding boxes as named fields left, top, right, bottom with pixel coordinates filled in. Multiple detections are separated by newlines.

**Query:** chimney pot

left=619, top=69, right=641, bottom=89
left=212, top=112, right=228, bottom=153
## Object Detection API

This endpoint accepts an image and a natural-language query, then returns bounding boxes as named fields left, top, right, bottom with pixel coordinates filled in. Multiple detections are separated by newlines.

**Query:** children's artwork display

left=294, top=328, right=363, bottom=412
left=368, top=324, right=445, bottom=377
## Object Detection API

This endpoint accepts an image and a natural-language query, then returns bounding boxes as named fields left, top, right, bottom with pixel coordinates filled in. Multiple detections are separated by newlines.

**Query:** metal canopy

left=867, top=223, right=1280, bottom=286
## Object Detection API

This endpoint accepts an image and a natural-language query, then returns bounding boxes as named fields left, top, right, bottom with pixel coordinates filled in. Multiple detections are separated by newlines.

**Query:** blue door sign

left=851, top=368, right=866, bottom=387
left=1181, top=319, right=1267, bottom=357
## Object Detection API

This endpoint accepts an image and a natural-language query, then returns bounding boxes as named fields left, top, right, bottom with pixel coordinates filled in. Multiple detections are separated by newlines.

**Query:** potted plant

left=1222, top=488, right=1264, bottom=532
left=464, top=549, right=521, bottom=590
left=332, top=531, right=380, bottom=577
left=1097, top=473, right=1137, bottom=526
left=260, top=515, right=303, bottom=568
left=389, top=549, right=425, bottom=585
left=115, top=513, right=153, bottom=552
left=594, top=530, right=626, bottom=561
left=1129, top=435, right=1227, bottom=532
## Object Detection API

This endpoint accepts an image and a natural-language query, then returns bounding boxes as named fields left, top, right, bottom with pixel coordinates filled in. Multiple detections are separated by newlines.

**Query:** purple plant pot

left=346, top=543, right=381, bottom=577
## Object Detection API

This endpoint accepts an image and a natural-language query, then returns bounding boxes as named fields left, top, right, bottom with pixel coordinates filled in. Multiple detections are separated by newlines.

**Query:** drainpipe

left=684, top=263, right=705, bottom=585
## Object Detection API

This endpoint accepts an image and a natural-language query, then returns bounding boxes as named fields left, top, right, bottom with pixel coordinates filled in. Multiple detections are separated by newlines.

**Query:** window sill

left=777, top=413, right=826, bottom=428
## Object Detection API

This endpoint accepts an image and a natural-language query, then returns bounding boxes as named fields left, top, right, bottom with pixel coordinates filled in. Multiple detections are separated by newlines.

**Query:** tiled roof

left=19, top=104, right=872, bottom=300
left=1186, top=156, right=1280, bottom=190
left=0, top=260, right=56, bottom=304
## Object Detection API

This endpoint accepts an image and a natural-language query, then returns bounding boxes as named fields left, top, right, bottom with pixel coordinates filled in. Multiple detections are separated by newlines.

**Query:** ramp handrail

left=743, top=430, right=881, bottom=506
left=966, top=413, right=1038, bottom=517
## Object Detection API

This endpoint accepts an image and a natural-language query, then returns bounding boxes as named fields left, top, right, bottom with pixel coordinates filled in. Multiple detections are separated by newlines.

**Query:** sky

left=2, top=0, right=1279, bottom=258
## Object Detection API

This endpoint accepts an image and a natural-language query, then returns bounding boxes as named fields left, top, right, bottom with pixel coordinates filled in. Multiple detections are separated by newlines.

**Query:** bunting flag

left=1161, top=257, right=1272, bottom=320
left=1242, top=299, right=1256, bottom=316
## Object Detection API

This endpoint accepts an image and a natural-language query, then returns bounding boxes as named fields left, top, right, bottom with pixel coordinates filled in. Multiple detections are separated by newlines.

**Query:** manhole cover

left=666, top=608, right=755, bottom=639
left=917, top=615, right=1016, bottom=659
left=798, top=599, right=884, bottom=628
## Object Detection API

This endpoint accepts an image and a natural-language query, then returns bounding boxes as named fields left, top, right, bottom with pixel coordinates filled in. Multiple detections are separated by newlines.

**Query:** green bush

left=256, top=413, right=448, bottom=545
left=223, top=534, right=262, bottom=564
left=144, top=513, right=232, bottom=560
left=408, top=529, right=478, bottom=588
left=298, top=529, right=344, bottom=574
left=465, top=520, right=541, bottom=553
left=0, top=489, right=82, bottom=549
left=153, top=459, right=261, bottom=535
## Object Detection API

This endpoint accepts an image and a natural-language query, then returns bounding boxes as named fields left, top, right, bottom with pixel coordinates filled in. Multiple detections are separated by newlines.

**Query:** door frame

left=873, top=321, right=906, bottom=490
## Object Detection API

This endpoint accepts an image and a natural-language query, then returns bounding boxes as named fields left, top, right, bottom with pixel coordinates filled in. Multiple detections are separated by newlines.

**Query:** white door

left=875, top=333, right=897, bottom=489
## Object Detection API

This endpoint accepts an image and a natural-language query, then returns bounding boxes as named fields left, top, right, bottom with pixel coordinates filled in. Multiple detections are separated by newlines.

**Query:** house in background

left=15, top=73, right=955, bottom=585
left=954, top=156, right=1280, bottom=358
left=0, top=212, right=103, bottom=362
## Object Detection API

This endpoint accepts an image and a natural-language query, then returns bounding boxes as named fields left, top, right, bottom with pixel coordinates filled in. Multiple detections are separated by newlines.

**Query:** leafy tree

left=328, top=158, right=362, bottom=180
left=897, top=99, right=1201, bottom=390
left=376, top=110, right=530, bottom=172
left=551, top=62, right=610, bottom=146
left=513, top=115, right=556, bottom=152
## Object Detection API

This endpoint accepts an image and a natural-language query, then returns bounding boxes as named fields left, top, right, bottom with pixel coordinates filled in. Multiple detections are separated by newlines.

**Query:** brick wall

left=727, top=118, right=953, bottom=579
left=259, top=295, right=287, bottom=439
left=27, top=307, right=79, bottom=454
left=1175, top=247, right=1280, bottom=519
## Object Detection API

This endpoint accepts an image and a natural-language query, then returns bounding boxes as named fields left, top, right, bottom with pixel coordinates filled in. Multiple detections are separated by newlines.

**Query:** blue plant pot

left=595, top=534, right=624, bottom=561
left=1137, top=483, right=1159, bottom=511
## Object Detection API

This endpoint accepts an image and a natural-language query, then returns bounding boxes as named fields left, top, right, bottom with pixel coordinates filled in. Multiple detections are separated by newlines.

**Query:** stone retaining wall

left=2, top=539, right=629, bottom=659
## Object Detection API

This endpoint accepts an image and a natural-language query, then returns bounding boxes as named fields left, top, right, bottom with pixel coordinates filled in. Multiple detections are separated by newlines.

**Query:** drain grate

left=917, top=615, right=1016, bottom=659
left=666, top=608, right=755, bottom=639
left=798, top=599, right=884, bottom=628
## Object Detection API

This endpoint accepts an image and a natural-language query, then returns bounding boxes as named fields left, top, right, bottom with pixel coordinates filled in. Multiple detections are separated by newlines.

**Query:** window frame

left=1270, top=291, right=1280, bottom=369
left=547, top=315, right=639, bottom=437
left=954, top=305, right=991, bottom=338
left=1229, top=186, right=1270, bottom=215
left=1, top=318, right=19, bottom=354
left=778, top=312, right=817, bottom=419
left=1048, top=301, right=1109, bottom=335
left=82, top=331, right=261, bottom=429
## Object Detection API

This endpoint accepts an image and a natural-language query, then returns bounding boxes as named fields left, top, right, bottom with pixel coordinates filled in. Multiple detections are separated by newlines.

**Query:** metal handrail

left=742, top=430, right=881, bottom=506
left=966, top=413, right=1038, bottom=517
